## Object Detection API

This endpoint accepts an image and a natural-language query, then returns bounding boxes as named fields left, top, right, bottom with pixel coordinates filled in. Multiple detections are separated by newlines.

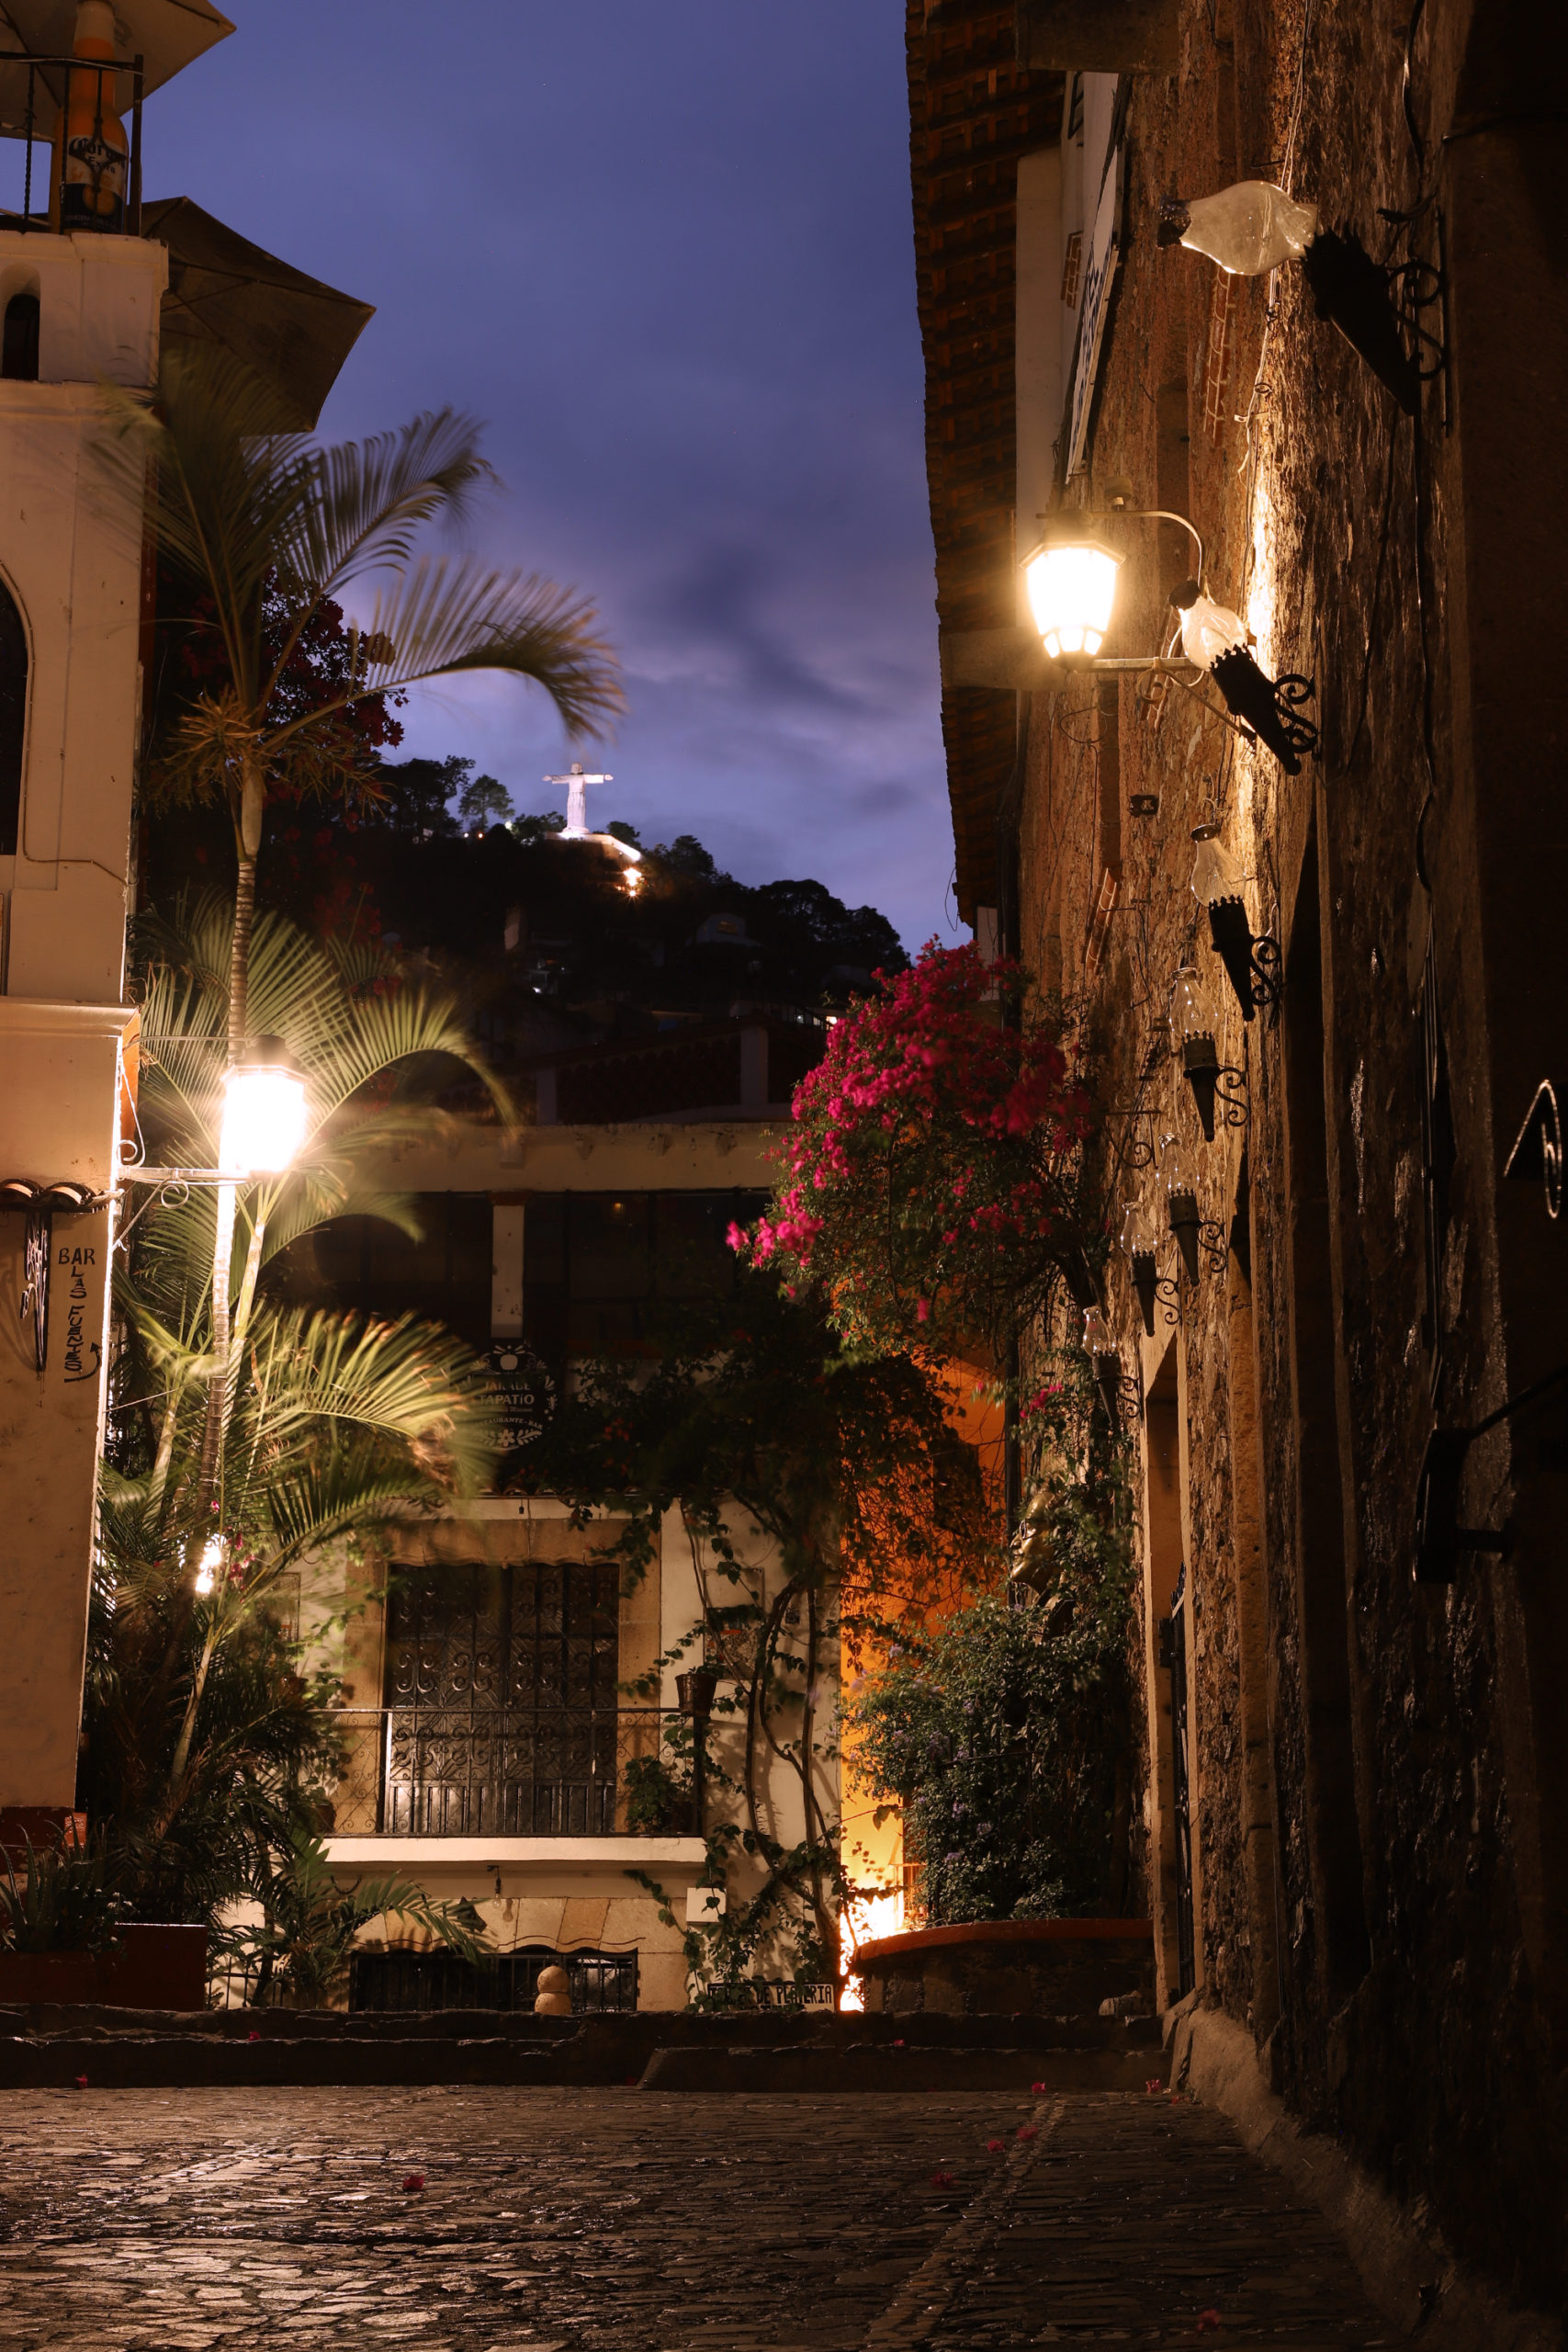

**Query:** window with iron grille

left=382, top=1559, right=621, bottom=1836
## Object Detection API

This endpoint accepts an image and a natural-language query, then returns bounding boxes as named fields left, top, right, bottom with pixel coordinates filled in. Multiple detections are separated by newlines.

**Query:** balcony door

left=382, top=1558, right=620, bottom=1836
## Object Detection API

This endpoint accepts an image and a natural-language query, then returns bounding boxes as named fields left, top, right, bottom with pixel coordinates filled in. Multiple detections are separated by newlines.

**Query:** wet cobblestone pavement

left=0, top=2086, right=1393, bottom=2348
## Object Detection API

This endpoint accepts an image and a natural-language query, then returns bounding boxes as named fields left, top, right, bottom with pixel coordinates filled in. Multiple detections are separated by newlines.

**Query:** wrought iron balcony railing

left=322, top=1704, right=700, bottom=1841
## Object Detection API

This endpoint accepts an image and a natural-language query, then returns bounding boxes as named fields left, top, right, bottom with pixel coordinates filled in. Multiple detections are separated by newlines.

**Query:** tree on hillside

left=457, top=772, right=514, bottom=832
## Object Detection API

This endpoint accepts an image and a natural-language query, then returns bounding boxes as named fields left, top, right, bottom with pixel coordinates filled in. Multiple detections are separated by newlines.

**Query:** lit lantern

left=1172, top=965, right=1221, bottom=1141
left=219, top=1036, right=308, bottom=1176
left=1022, top=521, right=1125, bottom=660
left=1119, top=1198, right=1158, bottom=1338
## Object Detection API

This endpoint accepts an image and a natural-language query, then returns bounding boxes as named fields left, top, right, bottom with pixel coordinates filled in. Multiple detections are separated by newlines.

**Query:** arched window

left=1, top=292, right=39, bottom=383
left=0, top=580, right=27, bottom=855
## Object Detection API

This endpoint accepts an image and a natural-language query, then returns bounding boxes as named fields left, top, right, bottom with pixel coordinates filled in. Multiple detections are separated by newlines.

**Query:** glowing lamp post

left=219, top=1037, right=309, bottom=1175
left=1022, top=523, right=1125, bottom=661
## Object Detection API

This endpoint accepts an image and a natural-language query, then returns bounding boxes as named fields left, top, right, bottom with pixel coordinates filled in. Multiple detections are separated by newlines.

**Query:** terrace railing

left=323, top=1704, right=697, bottom=1841
left=0, top=53, right=145, bottom=235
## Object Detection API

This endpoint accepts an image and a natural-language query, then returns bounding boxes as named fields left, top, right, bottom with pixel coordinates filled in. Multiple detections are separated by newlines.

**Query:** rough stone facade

left=908, top=0, right=1568, bottom=2312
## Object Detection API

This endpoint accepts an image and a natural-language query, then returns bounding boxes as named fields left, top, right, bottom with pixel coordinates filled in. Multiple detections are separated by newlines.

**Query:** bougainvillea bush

left=733, top=942, right=1097, bottom=1357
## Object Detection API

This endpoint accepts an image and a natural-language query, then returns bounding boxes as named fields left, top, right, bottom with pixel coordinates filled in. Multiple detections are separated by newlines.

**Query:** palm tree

left=109, top=897, right=511, bottom=1816
left=99, top=345, right=622, bottom=1059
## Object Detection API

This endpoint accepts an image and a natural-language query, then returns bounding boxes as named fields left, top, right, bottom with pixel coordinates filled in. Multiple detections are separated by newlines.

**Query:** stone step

left=0, top=2014, right=1166, bottom=2091
left=637, top=2042, right=1171, bottom=2094
left=1, top=2003, right=1159, bottom=2051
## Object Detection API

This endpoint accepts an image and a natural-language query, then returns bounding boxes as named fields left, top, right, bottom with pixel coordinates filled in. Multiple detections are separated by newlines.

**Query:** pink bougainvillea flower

left=892, top=2038, right=906, bottom=2047
left=401, top=2172, right=425, bottom=2193
left=1196, top=2312, right=1223, bottom=2334
left=1031, top=2081, right=1049, bottom=2095
left=1145, top=2077, right=1164, bottom=2094
left=916, top=1297, right=931, bottom=1322
left=247, top=2030, right=261, bottom=2043
left=1016, top=2124, right=1039, bottom=2142
left=929, top=2169, right=955, bottom=2188
left=73, top=2075, right=88, bottom=2090
left=986, top=2137, right=1005, bottom=2154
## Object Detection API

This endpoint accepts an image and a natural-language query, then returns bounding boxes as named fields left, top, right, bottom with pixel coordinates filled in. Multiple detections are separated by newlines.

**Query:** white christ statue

left=544, top=760, right=613, bottom=836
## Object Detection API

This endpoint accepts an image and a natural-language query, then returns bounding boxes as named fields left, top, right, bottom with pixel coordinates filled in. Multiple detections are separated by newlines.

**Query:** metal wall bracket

left=1503, top=1080, right=1561, bottom=1221
left=1414, top=1359, right=1568, bottom=1582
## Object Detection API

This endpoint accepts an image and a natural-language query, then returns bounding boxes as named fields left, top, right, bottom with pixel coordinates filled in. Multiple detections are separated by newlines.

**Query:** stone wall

left=913, top=0, right=1568, bottom=2308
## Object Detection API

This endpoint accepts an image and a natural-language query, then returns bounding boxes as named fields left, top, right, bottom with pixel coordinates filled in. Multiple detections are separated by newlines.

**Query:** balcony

left=323, top=1704, right=704, bottom=1848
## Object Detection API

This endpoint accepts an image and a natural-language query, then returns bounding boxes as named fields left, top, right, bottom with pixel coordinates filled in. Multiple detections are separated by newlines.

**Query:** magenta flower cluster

left=730, top=942, right=1089, bottom=1350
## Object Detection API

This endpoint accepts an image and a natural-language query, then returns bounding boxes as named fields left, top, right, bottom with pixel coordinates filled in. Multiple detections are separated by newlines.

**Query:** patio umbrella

left=0, top=0, right=233, bottom=135
left=141, top=197, right=375, bottom=430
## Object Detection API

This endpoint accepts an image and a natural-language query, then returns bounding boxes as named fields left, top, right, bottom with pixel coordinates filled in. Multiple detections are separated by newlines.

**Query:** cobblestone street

left=0, top=2086, right=1394, bottom=2349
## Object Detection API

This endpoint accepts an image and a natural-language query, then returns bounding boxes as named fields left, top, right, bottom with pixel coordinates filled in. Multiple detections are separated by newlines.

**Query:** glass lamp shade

left=220, top=1038, right=308, bottom=1176
left=1190, top=823, right=1246, bottom=909
left=1159, top=1134, right=1200, bottom=1204
left=1119, top=1197, right=1156, bottom=1258
left=1023, top=532, right=1124, bottom=659
left=1082, top=1304, right=1115, bottom=1359
left=1172, top=965, right=1217, bottom=1044
left=1175, top=182, right=1319, bottom=277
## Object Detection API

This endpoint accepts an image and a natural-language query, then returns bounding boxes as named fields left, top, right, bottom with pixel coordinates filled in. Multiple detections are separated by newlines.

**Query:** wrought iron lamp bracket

left=1502, top=1080, right=1561, bottom=1222
left=1414, top=1359, right=1568, bottom=1583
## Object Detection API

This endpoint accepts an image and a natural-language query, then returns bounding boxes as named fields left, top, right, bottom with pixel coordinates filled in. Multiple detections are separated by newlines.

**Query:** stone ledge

left=1169, top=2002, right=1563, bottom=2352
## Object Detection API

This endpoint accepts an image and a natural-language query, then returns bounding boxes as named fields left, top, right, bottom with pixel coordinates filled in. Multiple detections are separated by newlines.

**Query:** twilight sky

left=143, top=1, right=957, bottom=951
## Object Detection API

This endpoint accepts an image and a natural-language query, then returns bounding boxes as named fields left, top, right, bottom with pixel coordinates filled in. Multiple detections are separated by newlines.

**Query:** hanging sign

left=482, top=1342, right=558, bottom=1451
left=1066, top=146, right=1124, bottom=477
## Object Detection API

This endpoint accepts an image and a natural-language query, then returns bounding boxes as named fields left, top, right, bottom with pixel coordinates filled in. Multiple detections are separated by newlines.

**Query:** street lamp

left=1172, top=966, right=1222, bottom=1141
left=1190, top=822, right=1280, bottom=1019
left=1022, top=519, right=1125, bottom=660
left=219, top=1037, right=308, bottom=1175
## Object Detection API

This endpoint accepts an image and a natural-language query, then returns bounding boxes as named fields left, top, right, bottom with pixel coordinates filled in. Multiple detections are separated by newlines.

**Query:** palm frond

left=294, top=557, right=624, bottom=743
left=239, top=1306, right=500, bottom=1497
left=273, top=409, right=494, bottom=606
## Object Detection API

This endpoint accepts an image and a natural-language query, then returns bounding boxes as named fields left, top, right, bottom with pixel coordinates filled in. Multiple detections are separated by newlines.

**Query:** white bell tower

left=0, top=0, right=231, bottom=1843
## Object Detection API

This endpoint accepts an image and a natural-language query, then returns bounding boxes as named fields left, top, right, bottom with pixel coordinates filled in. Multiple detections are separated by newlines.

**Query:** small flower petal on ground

left=929, top=2169, right=955, bottom=2188
left=401, top=2172, right=425, bottom=2192
left=1017, top=2124, right=1039, bottom=2141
